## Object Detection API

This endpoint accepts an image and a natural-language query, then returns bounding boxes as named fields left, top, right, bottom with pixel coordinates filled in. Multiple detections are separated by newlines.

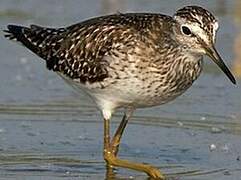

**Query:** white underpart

left=56, top=72, right=116, bottom=120
left=102, top=109, right=112, bottom=120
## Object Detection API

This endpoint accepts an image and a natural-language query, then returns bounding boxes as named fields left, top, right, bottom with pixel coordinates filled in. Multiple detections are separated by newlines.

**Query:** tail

left=4, top=24, right=65, bottom=69
left=4, top=25, right=41, bottom=55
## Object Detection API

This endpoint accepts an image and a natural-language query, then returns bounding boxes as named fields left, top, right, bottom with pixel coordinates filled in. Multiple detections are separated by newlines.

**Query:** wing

left=4, top=13, right=173, bottom=84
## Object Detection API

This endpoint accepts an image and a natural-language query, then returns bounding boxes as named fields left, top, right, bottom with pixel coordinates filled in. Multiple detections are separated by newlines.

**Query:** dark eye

left=181, top=26, right=192, bottom=36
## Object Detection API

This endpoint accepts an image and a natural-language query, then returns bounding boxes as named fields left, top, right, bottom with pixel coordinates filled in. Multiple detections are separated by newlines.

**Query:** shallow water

left=0, top=0, right=241, bottom=179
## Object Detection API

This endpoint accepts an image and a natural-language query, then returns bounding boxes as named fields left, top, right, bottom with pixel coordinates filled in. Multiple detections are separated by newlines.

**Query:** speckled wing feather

left=4, top=25, right=65, bottom=69
left=4, top=13, right=173, bottom=84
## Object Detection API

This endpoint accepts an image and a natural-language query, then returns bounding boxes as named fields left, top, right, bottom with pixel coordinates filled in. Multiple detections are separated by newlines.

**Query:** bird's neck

left=179, top=53, right=204, bottom=82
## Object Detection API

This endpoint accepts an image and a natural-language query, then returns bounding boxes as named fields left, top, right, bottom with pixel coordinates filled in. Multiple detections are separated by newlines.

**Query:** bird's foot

left=103, top=148, right=165, bottom=179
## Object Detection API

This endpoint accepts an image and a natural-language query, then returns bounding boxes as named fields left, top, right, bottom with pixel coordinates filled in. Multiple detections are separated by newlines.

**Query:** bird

left=4, top=5, right=236, bottom=179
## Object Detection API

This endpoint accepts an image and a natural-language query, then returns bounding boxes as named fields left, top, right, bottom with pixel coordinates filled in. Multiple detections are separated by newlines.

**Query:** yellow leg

left=104, top=150, right=164, bottom=179
left=103, top=109, right=165, bottom=179
left=104, top=117, right=111, bottom=167
left=110, top=113, right=129, bottom=156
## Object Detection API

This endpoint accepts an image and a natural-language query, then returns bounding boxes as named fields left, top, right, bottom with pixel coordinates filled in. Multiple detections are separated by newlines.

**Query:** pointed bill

left=205, top=46, right=236, bottom=84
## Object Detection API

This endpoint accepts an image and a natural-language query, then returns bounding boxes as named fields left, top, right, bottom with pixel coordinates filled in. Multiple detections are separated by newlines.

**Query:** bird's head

left=173, top=5, right=236, bottom=84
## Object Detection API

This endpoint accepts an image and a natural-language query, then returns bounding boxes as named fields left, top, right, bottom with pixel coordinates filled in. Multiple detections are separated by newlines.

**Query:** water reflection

left=0, top=102, right=240, bottom=135
left=0, top=152, right=229, bottom=180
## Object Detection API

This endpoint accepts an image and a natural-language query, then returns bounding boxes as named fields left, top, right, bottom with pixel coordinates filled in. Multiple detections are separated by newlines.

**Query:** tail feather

left=4, top=25, right=25, bottom=40
left=4, top=24, right=65, bottom=69
left=3, top=27, right=18, bottom=41
left=4, top=25, right=40, bottom=55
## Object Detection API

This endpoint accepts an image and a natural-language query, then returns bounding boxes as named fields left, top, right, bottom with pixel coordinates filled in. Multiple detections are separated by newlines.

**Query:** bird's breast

left=87, top=55, right=203, bottom=109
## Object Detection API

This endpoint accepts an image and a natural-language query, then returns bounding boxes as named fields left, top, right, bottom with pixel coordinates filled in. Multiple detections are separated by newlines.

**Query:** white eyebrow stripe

left=186, top=23, right=209, bottom=44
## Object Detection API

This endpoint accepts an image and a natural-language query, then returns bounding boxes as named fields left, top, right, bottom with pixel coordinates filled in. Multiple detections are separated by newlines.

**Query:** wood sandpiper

left=4, top=5, right=236, bottom=179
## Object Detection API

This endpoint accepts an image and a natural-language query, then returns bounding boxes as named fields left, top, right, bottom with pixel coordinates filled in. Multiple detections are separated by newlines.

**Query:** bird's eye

left=181, top=26, right=192, bottom=36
